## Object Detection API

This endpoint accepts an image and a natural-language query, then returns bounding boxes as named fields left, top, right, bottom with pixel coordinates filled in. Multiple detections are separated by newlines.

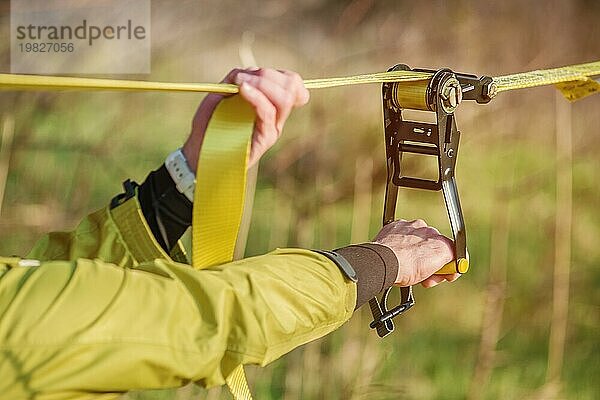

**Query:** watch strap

left=165, top=148, right=196, bottom=202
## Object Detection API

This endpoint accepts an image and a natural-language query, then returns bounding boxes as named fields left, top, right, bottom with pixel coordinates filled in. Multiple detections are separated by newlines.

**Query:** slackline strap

left=190, top=96, right=255, bottom=399
left=1, top=60, right=599, bottom=400
left=1, top=60, right=599, bottom=100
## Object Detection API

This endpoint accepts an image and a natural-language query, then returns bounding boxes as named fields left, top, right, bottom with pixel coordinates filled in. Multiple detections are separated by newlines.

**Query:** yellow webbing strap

left=189, top=95, right=255, bottom=399
left=191, top=96, right=254, bottom=268
left=493, top=60, right=600, bottom=92
left=1, top=60, right=599, bottom=99
left=1, top=60, right=599, bottom=400
left=0, top=70, right=430, bottom=93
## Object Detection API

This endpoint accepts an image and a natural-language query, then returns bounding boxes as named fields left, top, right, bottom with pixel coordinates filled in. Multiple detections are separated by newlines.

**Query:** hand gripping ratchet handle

left=369, top=64, right=469, bottom=338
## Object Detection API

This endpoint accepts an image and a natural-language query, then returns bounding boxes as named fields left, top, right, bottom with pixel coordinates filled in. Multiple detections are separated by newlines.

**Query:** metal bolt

left=447, top=148, right=454, bottom=158
left=440, top=78, right=462, bottom=113
left=484, top=81, right=498, bottom=100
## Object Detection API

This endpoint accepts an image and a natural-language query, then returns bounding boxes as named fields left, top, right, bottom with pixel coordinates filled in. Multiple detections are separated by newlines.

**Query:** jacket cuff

left=109, top=195, right=175, bottom=263
left=138, top=164, right=193, bottom=252
left=334, top=243, right=399, bottom=309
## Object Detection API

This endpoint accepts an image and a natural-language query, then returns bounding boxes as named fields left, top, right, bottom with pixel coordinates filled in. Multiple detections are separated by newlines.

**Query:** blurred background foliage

left=1, top=0, right=599, bottom=399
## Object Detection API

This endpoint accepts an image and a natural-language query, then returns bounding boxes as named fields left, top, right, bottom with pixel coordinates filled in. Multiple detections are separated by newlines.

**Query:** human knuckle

left=379, top=224, right=393, bottom=233
left=285, top=77, right=296, bottom=91
left=253, top=77, right=268, bottom=91
left=439, top=238, right=454, bottom=254
left=254, top=68, right=267, bottom=77
left=424, top=226, right=440, bottom=236
left=409, top=219, right=427, bottom=227
left=282, top=93, right=295, bottom=108
left=428, top=232, right=447, bottom=243
left=382, top=222, right=398, bottom=232
left=287, top=71, right=302, bottom=84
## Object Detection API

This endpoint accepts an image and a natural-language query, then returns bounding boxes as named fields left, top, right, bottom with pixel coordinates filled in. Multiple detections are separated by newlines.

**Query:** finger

left=421, top=275, right=446, bottom=288
left=235, top=68, right=290, bottom=95
left=239, top=82, right=277, bottom=165
left=281, top=70, right=310, bottom=106
left=409, top=219, right=428, bottom=228
left=221, top=68, right=244, bottom=84
left=428, top=234, right=455, bottom=264
left=415, top=226, right=444, bottom=241
left=253, top=68, right=309, bottom=107
left=242, top=68, right=304, bottom=102
left=424, top=225, right=441, bottom=235
left=242, top=68, right=304, bottom=105
left=235, top=72, right=296, bottom=132
left=444, top=273, right=461, bottom=282
left=421, top=271, right=461, bottom=288
left=241, top=67, right=288, bottom=85
left=239, top=82, right=276, bottom=130
left=380, top=219, right=416, bottom=234
left=237, top=69, right=308, bottom=130
left=231, top=68, right=309, bottom=105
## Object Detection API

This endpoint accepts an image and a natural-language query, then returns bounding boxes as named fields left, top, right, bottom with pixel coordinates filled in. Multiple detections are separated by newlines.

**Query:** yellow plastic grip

left=434, top=257, right=470, bottom=275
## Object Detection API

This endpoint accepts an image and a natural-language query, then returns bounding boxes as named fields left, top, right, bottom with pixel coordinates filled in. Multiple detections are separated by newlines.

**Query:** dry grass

left=1, top=0, right=599, bottom=398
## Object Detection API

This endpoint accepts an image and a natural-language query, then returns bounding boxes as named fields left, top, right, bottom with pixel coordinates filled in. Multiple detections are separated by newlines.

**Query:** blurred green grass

left=1, top=1, right=599, bottom=399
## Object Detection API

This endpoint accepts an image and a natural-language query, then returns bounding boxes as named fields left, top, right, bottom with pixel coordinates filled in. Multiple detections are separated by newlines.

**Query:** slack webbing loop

left=190, top=95, right=255, bottom=399
left=191, top=96, right=254, bottom=268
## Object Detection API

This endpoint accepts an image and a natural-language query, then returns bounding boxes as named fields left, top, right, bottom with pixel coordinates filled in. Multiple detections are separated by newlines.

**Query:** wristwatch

left=165, top=148, right=196, bottom=202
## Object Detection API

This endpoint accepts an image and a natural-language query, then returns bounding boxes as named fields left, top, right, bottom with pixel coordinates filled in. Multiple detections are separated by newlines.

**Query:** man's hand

left=182, top=68, right=310, bottom=171
left=374, top=219, right=461, bottom=288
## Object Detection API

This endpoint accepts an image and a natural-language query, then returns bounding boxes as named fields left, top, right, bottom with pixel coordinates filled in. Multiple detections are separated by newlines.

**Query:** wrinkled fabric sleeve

left=1, top=197, right=356, bottom=399
left=25, top=195, right=173, bottom=265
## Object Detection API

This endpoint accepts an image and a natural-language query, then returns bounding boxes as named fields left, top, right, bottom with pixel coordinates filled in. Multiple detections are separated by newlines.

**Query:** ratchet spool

left=391, top=65, right=462, bottom=113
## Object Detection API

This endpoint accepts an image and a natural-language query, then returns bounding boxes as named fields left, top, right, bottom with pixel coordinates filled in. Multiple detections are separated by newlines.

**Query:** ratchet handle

left=434, top=257, right=469, bottom=275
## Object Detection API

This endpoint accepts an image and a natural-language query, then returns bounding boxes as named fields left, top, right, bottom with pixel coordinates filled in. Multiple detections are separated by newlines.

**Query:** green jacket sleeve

left=1, top=197, right=356, bottom=398
left=26, top=193, right=177, bottom=265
